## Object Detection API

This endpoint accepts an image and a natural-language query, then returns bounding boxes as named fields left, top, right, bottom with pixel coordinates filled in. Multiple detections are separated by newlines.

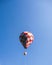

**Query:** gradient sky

left=0, top=0, right=52, bottom=65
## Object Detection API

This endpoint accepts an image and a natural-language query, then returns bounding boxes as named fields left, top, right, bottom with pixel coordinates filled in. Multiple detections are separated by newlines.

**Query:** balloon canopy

left=19, top=31, right=34, bottom=49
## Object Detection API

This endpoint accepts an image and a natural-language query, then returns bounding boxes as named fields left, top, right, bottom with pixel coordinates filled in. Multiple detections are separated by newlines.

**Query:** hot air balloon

left=19, top=31, right=34, bottom=55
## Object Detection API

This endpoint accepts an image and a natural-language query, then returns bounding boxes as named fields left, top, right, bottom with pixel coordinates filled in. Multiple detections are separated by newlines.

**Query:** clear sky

left=0, top=0, right=52, bottom=65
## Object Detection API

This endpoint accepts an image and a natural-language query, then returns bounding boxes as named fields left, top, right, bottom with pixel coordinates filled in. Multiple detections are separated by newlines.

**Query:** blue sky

left=0, top=0, right=52, bottom=65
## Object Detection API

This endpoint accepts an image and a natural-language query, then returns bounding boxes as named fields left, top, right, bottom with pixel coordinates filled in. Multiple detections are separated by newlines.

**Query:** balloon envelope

left=19, top=31, right=34, bottom=49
